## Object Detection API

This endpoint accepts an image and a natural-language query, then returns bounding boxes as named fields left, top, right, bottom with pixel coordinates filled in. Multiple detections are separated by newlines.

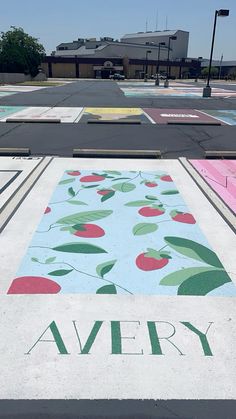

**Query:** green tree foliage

left=201, top=66, right=218, bottom=78
left=0, top=27, right=45, bottom=77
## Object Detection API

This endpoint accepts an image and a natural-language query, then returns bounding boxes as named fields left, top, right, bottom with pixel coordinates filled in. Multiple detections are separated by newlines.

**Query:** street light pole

left=203, top=9, right=229, bottom=97
left=156, top=42, right=165, bottom=75
left=144, top=50, right=151, bottom=81
left=219, top=53, right=223, bottom=79
left=165, top=36, right=177, bottom=88
left=155, top=42, right=165, bottom=86
left=166, top=36, right=177, bottom=78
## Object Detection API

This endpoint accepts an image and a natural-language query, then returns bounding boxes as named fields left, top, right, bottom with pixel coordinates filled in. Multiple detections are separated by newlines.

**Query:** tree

left=0, top=27, right=45, bottom=77
left=201, top=66, right=218, bottom=78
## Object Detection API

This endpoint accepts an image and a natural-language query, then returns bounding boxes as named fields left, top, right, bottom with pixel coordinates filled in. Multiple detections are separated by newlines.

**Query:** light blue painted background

left=13, top=170, right=236, bottom=296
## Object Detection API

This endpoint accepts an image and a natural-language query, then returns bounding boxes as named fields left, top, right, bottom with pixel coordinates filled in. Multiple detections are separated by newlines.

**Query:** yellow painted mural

left=80, top=107, right=150, bottom=123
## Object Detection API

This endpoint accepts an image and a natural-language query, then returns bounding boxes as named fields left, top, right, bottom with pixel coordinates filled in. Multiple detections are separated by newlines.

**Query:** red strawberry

left=136, top=248, right=171, bottom=271
left=44, top=206, right=51, bottom=214
left=67, top=171, right=81, bottom=176
left=161, top=175, right=173, bottom=182
left=97, top=189, right=113, bottom=196
left=7, top=276, right=61, bottom=294
left=139, top=206, right=165, bottom=217
left=80, top=175, right=105, bottom=182
left=170, top=210, right=196, bottom=224
left=73, top=223, right=105, bottom=238
left=145, top=182, right=158, bottom=188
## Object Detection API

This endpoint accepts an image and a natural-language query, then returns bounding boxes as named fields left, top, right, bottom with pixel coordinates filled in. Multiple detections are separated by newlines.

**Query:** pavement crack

left=0, top=123, right=20, bottom=138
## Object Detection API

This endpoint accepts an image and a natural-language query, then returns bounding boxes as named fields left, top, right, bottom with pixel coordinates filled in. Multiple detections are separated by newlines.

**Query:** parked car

left=158, top=74, right=166, bottom=80
left=152, top=74, right=166, bottom=80
left=109, top=73, right=125, bottom=80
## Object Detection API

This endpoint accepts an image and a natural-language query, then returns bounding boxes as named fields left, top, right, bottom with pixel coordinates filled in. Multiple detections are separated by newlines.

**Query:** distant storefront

left=41, top=56, right=200, bottom=79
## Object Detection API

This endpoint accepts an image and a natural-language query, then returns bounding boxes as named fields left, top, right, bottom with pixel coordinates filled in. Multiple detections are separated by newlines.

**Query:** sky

left=1, top=0, right=235, bottom=60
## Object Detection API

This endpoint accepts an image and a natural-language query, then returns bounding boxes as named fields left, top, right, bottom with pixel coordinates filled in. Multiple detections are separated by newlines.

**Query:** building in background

left=121, top=30, right=189, bottom=60
left=201, top=59, right=236, bottom=79
left=42, top=30, right=200, bottom=79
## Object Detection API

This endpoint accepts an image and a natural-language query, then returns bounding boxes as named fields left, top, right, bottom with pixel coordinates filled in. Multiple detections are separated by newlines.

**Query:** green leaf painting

left=177, top=270, right=231, bottom=295
left=104, top=171, right=121, bottom=175
left=52, top=243, right=107, bottom=254
left=160, top=267, right=220, bottom=286
left=48, top=269, right=73, bottom=276
left=82, top=184, right=99, bottom=189
left=59, top=178, right=75, bottom=185
left=96, top=260, right=117, bottom=278
left=96, top=284, right=117, bottom=294
left=133, top=223, right=158, bottom=236
left=101, top=191, right=115, bottom=202
left=164, top=236, right=224, bottom=268
left=145, top=195, right=158, bottom=201
left=67, top=201, right=87, bottom=205
left=125, top=200, right=155, bottom=207
left=111, top=177, right=131, bottom=182
left=161, top=190, right=179, bottom=195
left=57, top=210, right=113, bottom=225
left=113, top=182, right=136, bottom=192
left=68, top=187, right=76, bottom=197
left=45, top=257, right=57, bottom=264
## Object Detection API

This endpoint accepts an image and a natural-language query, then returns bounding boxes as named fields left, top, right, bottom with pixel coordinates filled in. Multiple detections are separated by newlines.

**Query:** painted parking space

left=120, top=86, right=202, bottom=98
left=143, top=108, right=223, bottom=124
left=38, top=107, right=83, bottom=123
left=9, top=167, right=236, bottom=296
left=119, top=83, right=236, bottom=99
left=7, top=106, right=83, bottom=123
left=78, top=107, right=152, bottom=123
left=0, top=158, right=236, bottom=401
left=189, top=160, right=236, bottom=214
left=0, top=105, right=235, bottom=125
left=0, top=85, right=50, bottom=92
left=0, top=106, right=83, bottom=122
left=0, top=91, right=17, bottom=97
left=0, top=105, right=27, bottom=120
left=0, top=170, right=21, bottom=194
left=0, top=106, right=51, bottom=121
left=0, top=157, right=43, bottom=212
left=201, top=110, right=236, bottom=125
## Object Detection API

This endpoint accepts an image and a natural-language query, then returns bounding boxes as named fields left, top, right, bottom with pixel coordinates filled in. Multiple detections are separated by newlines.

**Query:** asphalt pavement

left=0, top=79, right=235, bottom=158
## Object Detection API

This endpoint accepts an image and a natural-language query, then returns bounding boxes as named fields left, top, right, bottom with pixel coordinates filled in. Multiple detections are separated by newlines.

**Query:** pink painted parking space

left=190, top=160, right=236, bottom=214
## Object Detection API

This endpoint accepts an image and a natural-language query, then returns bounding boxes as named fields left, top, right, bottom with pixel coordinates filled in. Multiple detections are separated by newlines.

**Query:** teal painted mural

left=201, top=110, right=236, bottom=125
left=0, top=106, right=27, bottom=120
left=8, top=170, right=235, bottom=296
left=0, top=91, right=17, bottom=97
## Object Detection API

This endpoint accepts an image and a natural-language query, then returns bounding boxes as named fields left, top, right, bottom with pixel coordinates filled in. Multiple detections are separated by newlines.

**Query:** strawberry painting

left=145, top=182, right=158, bottom=188
left=80, top=175, right=105, bottom=182
left=72, top=223, right=105, bottom=238
left=170, top=210, right=196, bottom=224
left=8, top=169, right=235, bottom=296
left=138, top=205, right=165, bottom=217
left=136, top=249, right=171, bottom=271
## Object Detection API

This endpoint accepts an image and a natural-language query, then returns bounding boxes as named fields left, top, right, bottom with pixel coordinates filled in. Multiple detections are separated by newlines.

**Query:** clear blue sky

left=1, top=0, right=235, bottom=60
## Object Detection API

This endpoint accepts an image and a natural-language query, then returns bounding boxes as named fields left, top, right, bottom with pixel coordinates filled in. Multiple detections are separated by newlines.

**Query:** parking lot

left=0, top=79, right=236, bottom=157
left=0, top=79, right=236, bottom=418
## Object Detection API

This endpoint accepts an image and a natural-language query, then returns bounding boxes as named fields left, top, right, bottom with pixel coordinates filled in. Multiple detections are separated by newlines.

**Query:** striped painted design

left=190, top=160, right=236, bottom=213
